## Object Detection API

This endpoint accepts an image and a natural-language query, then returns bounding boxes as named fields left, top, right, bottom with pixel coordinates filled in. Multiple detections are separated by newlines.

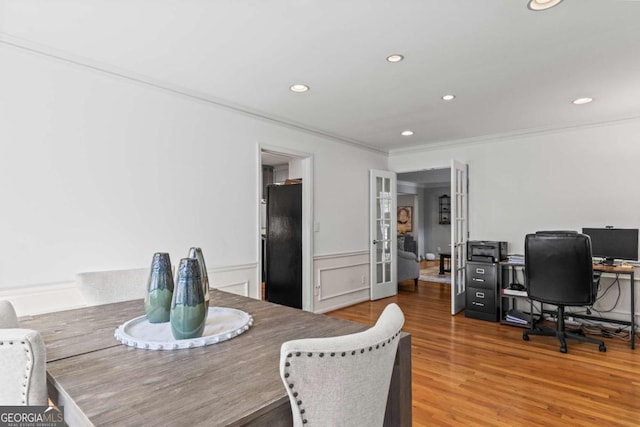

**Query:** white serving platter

left=114, top=306, right=253, bottom=350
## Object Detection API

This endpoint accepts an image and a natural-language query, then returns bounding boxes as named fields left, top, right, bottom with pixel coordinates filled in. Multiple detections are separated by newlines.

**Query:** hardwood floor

left=327, top=280, right=640, bottom=426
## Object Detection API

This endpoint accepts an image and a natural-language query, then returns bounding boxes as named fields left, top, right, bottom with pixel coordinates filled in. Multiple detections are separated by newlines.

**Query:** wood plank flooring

left=327, top=280, right=640, bottom=426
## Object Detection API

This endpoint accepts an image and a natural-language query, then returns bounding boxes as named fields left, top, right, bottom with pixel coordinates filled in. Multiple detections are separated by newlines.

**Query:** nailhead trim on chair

left=1, top=339, right=33, bottom=405
left=284, top=330, right=401, bottom=425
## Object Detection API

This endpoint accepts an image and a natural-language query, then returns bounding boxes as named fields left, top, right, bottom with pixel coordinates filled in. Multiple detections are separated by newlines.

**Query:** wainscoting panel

left=0, top=282, right=85, bottom=317
left=209, top=262, right=258, bottom=299
left=313, top=251, right=370, bottom=313
left=1, top=263, right=260, bottom=317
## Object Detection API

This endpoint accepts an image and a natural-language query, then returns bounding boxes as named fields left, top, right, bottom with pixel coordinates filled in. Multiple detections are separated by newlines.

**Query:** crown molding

left=0, top=32, right=388, bottom=156
left=389, top=115, right=640, bottom=156
left=5, top=31, right=639, bottom=159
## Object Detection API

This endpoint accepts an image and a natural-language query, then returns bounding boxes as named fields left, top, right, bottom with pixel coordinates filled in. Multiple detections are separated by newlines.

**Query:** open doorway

left=397, top=168, right=451, bottom=267
left=395, top=161, right=469, bottom=315
left=397, top=168, right=452, bottom=291
left=259, top=147, right=313, bottom=311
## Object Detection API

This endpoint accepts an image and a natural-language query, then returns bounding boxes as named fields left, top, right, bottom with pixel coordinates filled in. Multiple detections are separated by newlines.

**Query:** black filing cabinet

left=465, top=261, right=500, bottom=321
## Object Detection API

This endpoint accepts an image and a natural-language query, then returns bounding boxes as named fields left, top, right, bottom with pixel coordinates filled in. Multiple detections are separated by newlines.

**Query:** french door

left=451, top=160, right=469, bottom=314
left=369, top=170, right=397, bottom=300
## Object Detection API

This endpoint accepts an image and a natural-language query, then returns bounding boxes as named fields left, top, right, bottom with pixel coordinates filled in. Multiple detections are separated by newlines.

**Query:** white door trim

left=370, top=169, right=398, bottom=300
left=258, top=144, right=314, bottom=312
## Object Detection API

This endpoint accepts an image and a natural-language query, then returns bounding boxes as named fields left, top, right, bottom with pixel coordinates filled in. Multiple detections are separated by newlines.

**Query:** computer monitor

left=582, top=228, right=639, bottom=265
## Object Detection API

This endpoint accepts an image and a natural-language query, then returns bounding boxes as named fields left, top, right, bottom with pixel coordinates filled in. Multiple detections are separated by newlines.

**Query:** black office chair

left=523, top=231, right=606, bottom=353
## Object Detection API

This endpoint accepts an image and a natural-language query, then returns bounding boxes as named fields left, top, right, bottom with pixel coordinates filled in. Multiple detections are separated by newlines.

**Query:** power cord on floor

left=540, top=315, right=636, bottom=342
left=581, top=323, right=632, bottom=342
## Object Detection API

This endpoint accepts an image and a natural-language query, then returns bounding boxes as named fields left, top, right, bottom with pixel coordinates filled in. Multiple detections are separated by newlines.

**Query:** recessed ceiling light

left=527, top=0, right=564, bottom=11
left=401, top=130, right=414, bottom=136
left=290, top=84, right=309, bottom=93
left=386, top=54, right=404, bottom=63
left=442, top=94, right=455, bottom=101
left=573, top=97, right=593, bottom=105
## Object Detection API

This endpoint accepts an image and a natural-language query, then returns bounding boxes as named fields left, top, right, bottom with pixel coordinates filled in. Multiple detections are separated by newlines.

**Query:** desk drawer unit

left=465, top=262, right=499, bottom=321
left=467, top=262, right=497, bottom=289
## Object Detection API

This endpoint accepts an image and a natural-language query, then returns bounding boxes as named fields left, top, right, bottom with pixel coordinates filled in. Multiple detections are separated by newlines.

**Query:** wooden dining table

left=20, top=289, right=411, bottom=426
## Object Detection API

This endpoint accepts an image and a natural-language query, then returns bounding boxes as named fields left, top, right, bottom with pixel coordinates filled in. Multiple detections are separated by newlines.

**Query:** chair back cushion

left=1, top=299, right=48, bottom=406
left=398, top=250, right=419, bottom=282
left=0, top=329, right=48, bottom=406
left=0, top=300, right=19, bottom=328
left=525, top=231, right=595, bottom=305
left=76, top=268, right=148, bottom=306
left=280, top=303, right=404, bottom=427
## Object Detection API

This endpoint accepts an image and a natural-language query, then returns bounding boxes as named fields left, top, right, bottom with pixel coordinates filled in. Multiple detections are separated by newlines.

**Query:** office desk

left=499, top=262, right=636, bottom=349
left=590, top=264, right=635, bottom=349
left=21, top=290, right=411, bottom=426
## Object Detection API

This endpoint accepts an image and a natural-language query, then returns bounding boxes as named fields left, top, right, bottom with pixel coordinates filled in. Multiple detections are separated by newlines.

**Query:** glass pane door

left=370, top=170, right=397, bottom=300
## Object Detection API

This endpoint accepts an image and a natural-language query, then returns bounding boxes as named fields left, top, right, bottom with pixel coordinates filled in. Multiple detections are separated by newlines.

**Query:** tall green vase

left=189, top=247, right=210, bottom=317
left=170, top=258, right=206, bottom=340
left=144, top=252, right=174, bottom=323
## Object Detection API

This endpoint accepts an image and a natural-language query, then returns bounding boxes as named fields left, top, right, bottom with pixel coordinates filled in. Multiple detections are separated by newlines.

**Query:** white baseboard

left=314, top=296, right=370, bottom=314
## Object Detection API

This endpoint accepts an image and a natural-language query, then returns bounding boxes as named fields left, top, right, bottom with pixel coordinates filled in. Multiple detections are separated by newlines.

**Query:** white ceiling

left=1, top=0, right=639, bottom=153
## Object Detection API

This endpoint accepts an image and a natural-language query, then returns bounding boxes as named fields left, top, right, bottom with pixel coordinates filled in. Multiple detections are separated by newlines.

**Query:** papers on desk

left=506, top=309, right=532, bottom=325
left=502, top=288, right=527, bottom=297
left=507, top=254, right=525, bottom=265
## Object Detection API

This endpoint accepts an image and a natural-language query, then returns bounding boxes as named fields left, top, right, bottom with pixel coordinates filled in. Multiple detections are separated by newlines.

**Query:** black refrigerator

left=265, top=183, right=302, bottom=309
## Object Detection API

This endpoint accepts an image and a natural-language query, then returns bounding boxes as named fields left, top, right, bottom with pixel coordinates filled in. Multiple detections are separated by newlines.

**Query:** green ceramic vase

left=188, top=247, right=210, bottom=318
left=170, top=258, right=206, bottom=340
left=144, top=252, right=174, bottom=323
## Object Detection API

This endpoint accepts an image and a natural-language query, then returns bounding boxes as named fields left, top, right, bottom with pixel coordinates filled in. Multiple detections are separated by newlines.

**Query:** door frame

left=391, top=161, right=470, bottom=314
left=257, top=143, right=314, bottom=312
left=369, top=169, right=398, bottom=300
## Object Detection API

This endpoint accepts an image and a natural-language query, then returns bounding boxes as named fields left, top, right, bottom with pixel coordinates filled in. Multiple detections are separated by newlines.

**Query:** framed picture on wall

left=397, top=206, right=412, bottom=233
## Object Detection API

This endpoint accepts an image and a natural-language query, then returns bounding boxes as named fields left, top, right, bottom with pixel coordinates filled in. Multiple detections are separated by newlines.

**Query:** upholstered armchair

left=0, top=300, right=48, bottom=406
left=398, top=249, right=420, bottom=288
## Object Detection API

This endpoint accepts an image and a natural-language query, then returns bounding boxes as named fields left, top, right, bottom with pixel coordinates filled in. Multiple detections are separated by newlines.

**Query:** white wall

left=391, top=119, right=640, bottom=251
left=0, top=44, right=387, bottom=312
left=289, top=158, right=303, bottom=180
left=390, top=118, right=640, bottom=320
left=274, top=165, right=289, bottom=183
left=422, top=187, right=451, bottom=256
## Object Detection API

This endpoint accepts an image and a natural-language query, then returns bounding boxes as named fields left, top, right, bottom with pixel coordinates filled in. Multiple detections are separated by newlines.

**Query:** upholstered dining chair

left=0, top=300, right=48, bottom=406
left=523, top=231, right=606, bottom=353
left=279, top=303, right=405, bottom=426
left=76, top=268, right=148, bottom=306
